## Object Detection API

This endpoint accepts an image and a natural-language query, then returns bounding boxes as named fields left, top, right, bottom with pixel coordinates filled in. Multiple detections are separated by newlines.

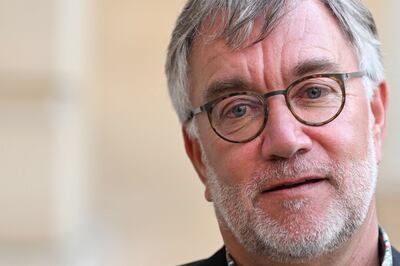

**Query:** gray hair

left=165, top=0, right=384, bottom=126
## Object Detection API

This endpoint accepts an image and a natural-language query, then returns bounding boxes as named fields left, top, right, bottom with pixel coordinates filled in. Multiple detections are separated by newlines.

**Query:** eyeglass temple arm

left=344, top=71, right=364, bottom=80
left=186, top=106, right=206, bottom=121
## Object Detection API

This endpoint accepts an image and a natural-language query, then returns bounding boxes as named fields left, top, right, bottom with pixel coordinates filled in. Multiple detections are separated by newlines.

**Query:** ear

left=182, top=126, right=213, bottom=202
left=370, top=81, right=388, bottom=162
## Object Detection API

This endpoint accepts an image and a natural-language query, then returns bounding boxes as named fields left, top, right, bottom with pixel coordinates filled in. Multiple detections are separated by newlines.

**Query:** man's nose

left=259, top=99, right=313, bottom=160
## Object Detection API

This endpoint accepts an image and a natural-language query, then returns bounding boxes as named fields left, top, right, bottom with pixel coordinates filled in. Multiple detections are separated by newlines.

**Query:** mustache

left=245, top=155, right=341, bottom=196
left=256, top=156, right=334, bottom=179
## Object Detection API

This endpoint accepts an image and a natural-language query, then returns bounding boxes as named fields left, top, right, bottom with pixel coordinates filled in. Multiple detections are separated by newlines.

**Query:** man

left=165, top=0, right=399, bottom=265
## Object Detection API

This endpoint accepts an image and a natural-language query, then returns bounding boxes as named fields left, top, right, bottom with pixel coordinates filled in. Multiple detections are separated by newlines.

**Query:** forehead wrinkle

left=275, top=1, right=305, bottom=84
left=258, top=32, right=286, bottom=91
left=191, top=11, right=252, bottom=74
left=193, top=39, right=260, bottom=102
left=190, top=37, right=223, bottom=77
left=252, top=40, right=268, bottom=94
left=264, top=0, right=350, bottom=87
left=301, top=1, right=347, bottom=63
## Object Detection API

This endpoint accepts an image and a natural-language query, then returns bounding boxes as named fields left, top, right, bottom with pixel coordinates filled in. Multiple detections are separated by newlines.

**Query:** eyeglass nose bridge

left=260, top=89, right=288, bottom=102
left=255, top=88, right=291, bottom=131
left=262, top=89, right=288, bottom=99
left=258, top=89, right=289, bottom=117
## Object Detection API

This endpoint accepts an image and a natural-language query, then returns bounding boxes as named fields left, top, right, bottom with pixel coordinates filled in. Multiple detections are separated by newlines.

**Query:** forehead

left=188, top=0, right=358, bottom=105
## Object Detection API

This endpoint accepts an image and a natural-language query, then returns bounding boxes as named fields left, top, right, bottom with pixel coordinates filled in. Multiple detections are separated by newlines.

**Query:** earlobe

left=370, top=81, right=388, bottom=162
left=182, top=126, right=213, bottom=202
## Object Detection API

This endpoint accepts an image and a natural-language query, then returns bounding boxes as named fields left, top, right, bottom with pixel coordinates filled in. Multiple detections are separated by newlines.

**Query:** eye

left=212, top=94, right=264, bottom=123
left=223, top=102, right=262, bottom=119
left=306, top=86, right=323, bottom=99
left=229, top=104, right=247, bottom=118
left=292, top=85, right=332, bottom=101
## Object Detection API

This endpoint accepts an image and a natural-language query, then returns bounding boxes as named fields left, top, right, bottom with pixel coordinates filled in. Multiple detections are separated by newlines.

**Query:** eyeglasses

left=186, top=72, right=364, bottom=143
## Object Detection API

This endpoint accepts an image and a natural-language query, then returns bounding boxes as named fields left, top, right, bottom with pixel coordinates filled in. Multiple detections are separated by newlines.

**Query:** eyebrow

left=292, top=58, right=341, bottom=78
left=202, top=78, right=251, bottom=102
left=201, top=58, right=342, bottom=103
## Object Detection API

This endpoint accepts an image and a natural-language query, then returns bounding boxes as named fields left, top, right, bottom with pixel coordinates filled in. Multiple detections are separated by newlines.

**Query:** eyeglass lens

left=209, top=76, right=344, bottom=142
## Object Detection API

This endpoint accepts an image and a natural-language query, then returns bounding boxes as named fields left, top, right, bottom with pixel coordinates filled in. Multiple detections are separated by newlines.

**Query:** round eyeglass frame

left=186, top=71, right=364, bottom=143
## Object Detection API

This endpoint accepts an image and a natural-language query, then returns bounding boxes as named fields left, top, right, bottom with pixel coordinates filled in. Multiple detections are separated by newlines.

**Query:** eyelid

left=216, top=96, right=262, bottom=115
left=218, top=95, right=260, bottom=110
left=292, top=77, right=340, bottom=89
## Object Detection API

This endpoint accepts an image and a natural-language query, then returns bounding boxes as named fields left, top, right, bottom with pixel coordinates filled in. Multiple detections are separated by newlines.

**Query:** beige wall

left=0, top=1, right=398, bottom=265
left=365, top=0, right=400, bottom=253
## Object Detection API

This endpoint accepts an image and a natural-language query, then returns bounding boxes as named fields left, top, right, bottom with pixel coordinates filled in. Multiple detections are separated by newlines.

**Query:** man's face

left=185, top=0, right=386, bottom=262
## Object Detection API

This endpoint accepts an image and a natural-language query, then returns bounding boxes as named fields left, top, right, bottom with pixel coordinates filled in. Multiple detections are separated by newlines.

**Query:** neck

left=221, top=198, right=380, bottom=266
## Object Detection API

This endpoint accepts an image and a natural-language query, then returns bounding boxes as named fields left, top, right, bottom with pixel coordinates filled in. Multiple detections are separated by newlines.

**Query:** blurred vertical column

left=0, top=0, right=101, bottom=265
left=52, top=0, right=96, bottom=265
left=52, top=0, right=89, bottom=244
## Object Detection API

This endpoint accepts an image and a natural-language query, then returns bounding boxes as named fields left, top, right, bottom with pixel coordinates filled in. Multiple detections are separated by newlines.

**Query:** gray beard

left=203, top=132, right=377, bottom=263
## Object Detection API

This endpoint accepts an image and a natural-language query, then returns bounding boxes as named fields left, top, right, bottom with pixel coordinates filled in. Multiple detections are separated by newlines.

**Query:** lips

left=262, top=177, right=326, bottom=193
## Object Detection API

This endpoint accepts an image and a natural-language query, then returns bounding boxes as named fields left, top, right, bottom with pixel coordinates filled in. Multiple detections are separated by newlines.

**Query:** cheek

left=204, top=139, right=262, bottom=185
left=307, top=99, right=372, bottom=161
left=197, top=113, right=262, bottom=184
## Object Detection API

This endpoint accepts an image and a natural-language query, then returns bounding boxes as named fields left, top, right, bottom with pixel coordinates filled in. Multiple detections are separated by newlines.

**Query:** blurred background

left=0, top=0, right=398, bottom=265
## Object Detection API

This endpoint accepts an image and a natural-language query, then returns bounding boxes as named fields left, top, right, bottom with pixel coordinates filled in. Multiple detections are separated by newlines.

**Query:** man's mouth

left=262, top=177, right=326, bottom=193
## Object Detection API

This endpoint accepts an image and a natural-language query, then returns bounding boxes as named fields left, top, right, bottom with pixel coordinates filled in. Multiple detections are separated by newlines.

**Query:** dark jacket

left=180, top=248, right=226, bottom=266
left=181, top=246, right=400, bottom=266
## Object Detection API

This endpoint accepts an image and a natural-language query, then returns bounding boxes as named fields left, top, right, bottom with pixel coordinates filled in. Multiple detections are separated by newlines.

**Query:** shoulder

left=179, top=247, right=227, bottom=266
left=393, top=246, right=400, bottom=266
